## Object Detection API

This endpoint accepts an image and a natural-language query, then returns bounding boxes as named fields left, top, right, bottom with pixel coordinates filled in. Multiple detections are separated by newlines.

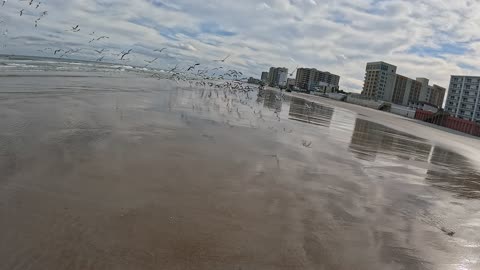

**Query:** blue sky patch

left=199, top=22, right=236, bottom=37
left=408, top=43, right=469, bottom=57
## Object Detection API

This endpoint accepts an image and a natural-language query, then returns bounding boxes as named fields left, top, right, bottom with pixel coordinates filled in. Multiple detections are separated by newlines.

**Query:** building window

left=467, top=79, right=472, bottom=83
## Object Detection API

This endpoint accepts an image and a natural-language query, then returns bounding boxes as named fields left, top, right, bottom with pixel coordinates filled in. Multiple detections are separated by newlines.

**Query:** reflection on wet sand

left=1, top=79, right=480, bottom=270
left=349, top=118, right=480, bottom=199
left=257, top=88, right=283, bottom=112
left=427, top=147, right=480, bottom=199
left=349, top=119, right=432, bottom=162
left=288, top=97, right=334, bottom=127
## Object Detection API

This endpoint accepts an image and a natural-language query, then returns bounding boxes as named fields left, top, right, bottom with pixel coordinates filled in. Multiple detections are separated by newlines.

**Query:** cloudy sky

left=0, top=0, right=479, bottom=91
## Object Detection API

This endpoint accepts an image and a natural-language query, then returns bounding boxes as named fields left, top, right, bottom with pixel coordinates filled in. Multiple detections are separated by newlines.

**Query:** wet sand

left=1, top=72, right=480, bottom=270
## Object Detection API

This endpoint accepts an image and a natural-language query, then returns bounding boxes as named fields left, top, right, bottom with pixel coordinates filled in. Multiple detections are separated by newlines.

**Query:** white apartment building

left=445, top=76, right=480, bottom=123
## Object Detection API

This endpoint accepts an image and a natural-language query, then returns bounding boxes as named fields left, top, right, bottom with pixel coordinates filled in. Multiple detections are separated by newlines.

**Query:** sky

left=1, top=0, right=480, bottom=92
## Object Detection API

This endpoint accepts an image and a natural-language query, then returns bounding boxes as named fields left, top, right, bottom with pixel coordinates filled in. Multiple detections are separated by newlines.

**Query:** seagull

left=35, top=1, right=40, bottom=8
left=88, top=38, right=95, bottom=43
left=19, top=9, right=24, bottom=16
left=144, top=57, right=158, bottom=64
left=28, top=0, right=33, bottom=5
left=120, top=49, right=132, bottom=60
left=54, top=49, right=63, bottom=55
left=2, top=0, right=6, bottom=7
left=214, top=54, right=231, bottom=62
left=96, top=36, right=109, bottom=41
left=96, top=56, right=104, bottom=62
left=67, top=25, right=80, bottom=32
left=94, top=48, right=105, bottom=54
left=187, top=63, right=200, bottom=71
left=301, top=140, right=312, bottom=148
left=40, top=11, right=47, bottom=16
left=154, top=48, right=167, bottom=53
left=89, top=31, right=95, bottom=35
left=168, top=64, right=178, bottom=72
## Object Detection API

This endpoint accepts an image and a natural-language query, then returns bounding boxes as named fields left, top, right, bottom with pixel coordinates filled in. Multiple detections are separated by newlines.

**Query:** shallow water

left=0, top=70, right=479, bottom=270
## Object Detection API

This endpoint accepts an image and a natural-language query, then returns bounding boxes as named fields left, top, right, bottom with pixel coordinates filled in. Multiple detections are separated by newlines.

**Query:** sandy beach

left=0, top=71, right=479, bottom=270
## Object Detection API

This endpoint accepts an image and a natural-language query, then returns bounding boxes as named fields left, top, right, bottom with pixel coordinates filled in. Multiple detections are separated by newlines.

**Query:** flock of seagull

left=0, top=0, right=247, bottom=81
left=0, top=0, right=316, bottom=150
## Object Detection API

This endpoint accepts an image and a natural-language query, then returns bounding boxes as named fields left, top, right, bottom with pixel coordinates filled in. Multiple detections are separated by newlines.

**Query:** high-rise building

left=362, top=62, right=445, bottom=107
left=261, top=72, right=269, bottom=82
left=445, top=76, right=480, bottom=122
left=294, top=68, right=340, bottom=91
left=391, top=75, right=422, bottom=106
left=362, top=61, right=397, bottom=101
left=411, top=77, right=446, bottom=108
left=428, top=85, right=446, bottom=108
left=268, top=67, right=288, bottom=87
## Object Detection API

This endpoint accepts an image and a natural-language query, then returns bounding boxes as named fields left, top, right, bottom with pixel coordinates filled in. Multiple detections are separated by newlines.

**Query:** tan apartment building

left=392, top=75, right=422, bottom=106
left=362, top=61, right=446, bottom=108
left=295, top=68, right=340, bottom=91
left=362, top=61, right=397, bottom=101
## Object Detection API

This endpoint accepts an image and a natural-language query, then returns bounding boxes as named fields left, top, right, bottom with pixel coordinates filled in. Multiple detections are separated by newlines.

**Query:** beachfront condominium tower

left=268, top=67, right=288, bottom=87
left=362, top=61, right=397, bottom=101
left=295, top=68, right=340, bottom=91
left=392, top=77, right=446, bottom=108
left=261, top=72, right=269, bottom=82
left=445, top=76, right=480, bottom=123
left=391, top=75, right=423, bottom=106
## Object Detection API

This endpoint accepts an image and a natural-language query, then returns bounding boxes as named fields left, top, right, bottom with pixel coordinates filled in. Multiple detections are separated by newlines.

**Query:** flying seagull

left=94, top=48, right=105, bottom=54
left=214, top=54, right=231, bottom=62
left=96, top=56, right=104, bottom=62
left=28, top=0, right=33, bottom=5
left=120, top=49, right=132, bottom=60
left=154, top=48, right=167, bottom=53
left=2, top=0, right=6, bottom=7
left=144, top=57, right=158, bottom=64
left=168, top=64, right=178, bottom=72
left=35, top=1, right=40, bottom=8
left=19, top=9, right=24, bottom=16
left=96, top=36, right=109, bottom=41
left=187, top=63, right=200, bottom=71
left=67, top=25, right=80, bottom=32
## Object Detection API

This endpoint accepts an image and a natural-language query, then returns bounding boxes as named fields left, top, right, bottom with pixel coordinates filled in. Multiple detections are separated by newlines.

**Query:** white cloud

left=0, top=0, right=480, bottom=92
left=256, top=2, right=271, bottom=11
left=176, top=43, right=197, bottom=52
